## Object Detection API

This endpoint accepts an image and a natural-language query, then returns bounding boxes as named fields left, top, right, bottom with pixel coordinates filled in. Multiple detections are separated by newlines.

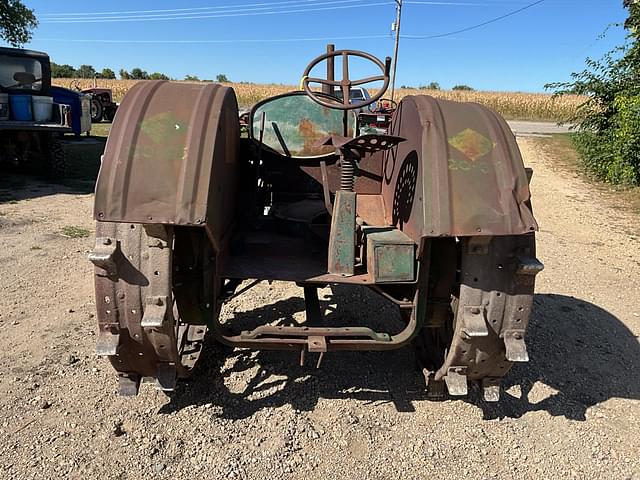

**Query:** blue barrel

left=9, top=94, right=33, bottom=121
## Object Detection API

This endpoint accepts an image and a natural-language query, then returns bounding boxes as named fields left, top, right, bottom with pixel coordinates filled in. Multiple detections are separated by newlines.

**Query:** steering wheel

left=301, top=49, right=391, bottom=111
left=368, top=98, right=398, bottom=113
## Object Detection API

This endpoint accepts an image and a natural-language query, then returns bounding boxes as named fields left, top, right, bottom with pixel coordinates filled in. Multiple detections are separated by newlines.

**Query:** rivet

left=514, top=333, right=522, bottom=340
left=155, top=297, right=164, bottom=306
left=470, top=307, right=480, bottom=315
left=102, top=238, right=112, bottom=245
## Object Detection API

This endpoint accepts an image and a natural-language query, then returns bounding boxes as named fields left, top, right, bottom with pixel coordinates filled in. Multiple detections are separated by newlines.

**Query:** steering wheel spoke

left=302, top=49, right=391, bottom=111
left=306, top=77, right=341, bottom=87
left=351, top=75, right=386, bottom=87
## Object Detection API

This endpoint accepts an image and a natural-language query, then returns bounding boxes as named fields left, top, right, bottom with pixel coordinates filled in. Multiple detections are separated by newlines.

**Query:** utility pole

left=390, top=0, right=403, bottom=101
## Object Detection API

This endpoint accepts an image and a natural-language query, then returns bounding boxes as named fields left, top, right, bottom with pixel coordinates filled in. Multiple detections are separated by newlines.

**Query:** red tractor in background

left=83, top=87, right=117, bottom=123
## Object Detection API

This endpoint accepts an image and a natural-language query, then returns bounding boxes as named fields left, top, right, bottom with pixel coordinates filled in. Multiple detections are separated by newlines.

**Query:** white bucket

left=32, top=95, right=53, bottom=122
left=0, top=93, right=8, bottom=121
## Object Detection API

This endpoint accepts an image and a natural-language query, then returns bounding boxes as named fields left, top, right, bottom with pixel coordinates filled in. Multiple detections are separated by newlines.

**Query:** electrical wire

left=402, top=0, right=546, bottom=39
left=38, top=0, right=368, bottom=17
left=40, top=0, right=391, bottom=23
left=34, top=34, right=391, bottom=44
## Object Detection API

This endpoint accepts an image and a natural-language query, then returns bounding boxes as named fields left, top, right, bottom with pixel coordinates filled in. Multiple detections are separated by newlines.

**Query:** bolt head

left=102, top=238, right=112, bottom=246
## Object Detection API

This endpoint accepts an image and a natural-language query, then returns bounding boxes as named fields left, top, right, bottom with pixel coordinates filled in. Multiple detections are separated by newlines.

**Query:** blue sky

left=4, top=0, right=629, bottom=92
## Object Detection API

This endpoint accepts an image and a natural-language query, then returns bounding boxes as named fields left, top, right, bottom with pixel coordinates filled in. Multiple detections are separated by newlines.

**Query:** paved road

left=507, top=120, right=572, bottom=137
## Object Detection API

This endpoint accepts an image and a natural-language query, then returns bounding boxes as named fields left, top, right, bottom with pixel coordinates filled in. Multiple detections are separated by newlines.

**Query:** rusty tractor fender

left=93, top=81, right=240, bottom=251
left=383, top=95, right=538, bottom=242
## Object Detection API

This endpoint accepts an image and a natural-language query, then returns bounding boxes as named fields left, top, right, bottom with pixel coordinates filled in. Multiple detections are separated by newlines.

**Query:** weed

left=60, top=226, right=90, bottom=238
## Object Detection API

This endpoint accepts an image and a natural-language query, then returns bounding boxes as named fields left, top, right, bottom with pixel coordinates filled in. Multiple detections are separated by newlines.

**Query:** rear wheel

left=415, top=234, right=542, bottom=401
left=90, top=98, right=103, bottom=123
left=91, top=222, right=209, bottom=395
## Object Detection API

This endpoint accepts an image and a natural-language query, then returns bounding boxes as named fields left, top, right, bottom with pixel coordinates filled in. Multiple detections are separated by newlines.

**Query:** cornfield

left=54, top=78, right=584, bottom=122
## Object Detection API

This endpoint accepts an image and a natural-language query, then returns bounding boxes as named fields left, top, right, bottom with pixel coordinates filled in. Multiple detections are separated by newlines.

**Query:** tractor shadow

left=160, top=290, right=640, bottom=422
left=0, top=173, right=96, bottom=203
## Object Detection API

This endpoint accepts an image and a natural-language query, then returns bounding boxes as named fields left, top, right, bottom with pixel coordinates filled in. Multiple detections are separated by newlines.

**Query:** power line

left=40, top=1, right=392, bottom=23
left=402, top=0, right=546, bottom=39
left=38, top=0, right=361, bottom=16
left=38, top=0, right=494, bottom=17
left=34, top=34, right=391, bottom=44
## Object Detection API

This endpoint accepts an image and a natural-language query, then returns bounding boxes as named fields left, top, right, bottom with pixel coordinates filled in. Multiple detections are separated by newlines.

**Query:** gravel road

left=0, top=137, right=638, bottom=480
left=506, top=121, right=572, bottom=137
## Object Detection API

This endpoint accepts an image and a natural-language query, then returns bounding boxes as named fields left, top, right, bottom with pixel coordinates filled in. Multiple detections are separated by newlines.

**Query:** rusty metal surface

left=413, top=233, right=542, bottom=400
left=94, top=81, right=240, bottom=242
left=384, top=95, right=538, bottom=239
left=91, top=221, right=207, bottom=395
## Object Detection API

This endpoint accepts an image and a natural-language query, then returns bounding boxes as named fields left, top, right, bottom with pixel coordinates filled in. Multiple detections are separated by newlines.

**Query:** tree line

left=399, top=82, right=474, bottom=91
left=50, top=62, right=230, bottom=83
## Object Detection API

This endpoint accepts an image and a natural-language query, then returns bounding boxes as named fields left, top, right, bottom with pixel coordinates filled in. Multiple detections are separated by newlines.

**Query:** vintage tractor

left=90, top=47, right=543, bottom=400
left=82, top=86, right=118, bottom=123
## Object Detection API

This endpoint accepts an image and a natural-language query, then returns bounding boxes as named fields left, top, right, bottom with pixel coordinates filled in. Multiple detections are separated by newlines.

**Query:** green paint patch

left=448, top=128, right=495, bottom=161
left=60, top=226, right=91, bottom=239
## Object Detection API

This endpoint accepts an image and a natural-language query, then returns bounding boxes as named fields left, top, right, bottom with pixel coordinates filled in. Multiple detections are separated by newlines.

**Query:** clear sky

left=3, top=0, right=629, bottom=92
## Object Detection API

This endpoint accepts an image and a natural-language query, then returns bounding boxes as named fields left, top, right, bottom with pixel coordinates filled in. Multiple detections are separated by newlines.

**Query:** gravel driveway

left=0, top=137, right=638, bottom=480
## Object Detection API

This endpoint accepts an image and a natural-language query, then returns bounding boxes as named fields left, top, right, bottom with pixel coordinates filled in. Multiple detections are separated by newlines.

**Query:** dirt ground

left=0, top=137, right=638, bottom=480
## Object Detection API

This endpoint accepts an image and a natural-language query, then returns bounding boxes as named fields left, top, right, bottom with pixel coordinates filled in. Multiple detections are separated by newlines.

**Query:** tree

left=420, top=82, right=440, bottom=90
left=452, top=84, right=474, bottom=91
left=0, top=0, right=37, bottom=47
left=184, top=74, right=200, bottom=81
left=216, top=73, right=229, bottom=83
left=99, top=68, right=116, bottom=79
left=51, top=62, right=76, bottom=78
left=130, top=67, right=149, bottom=80
left=119, top=69, right=131, bottom=80
left=149, top=72, right=169, bottom=80
left=75, top=64, right=96, bottom=78
left=547, top=1, right=640, bottom=185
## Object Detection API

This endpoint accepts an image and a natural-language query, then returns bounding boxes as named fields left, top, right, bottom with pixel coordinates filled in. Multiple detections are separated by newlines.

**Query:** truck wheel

left=415, top=234, right=542, bottom=401
left=46, top=138, right=67, bottom=178
left=90, top=222, right=209, bottom=396
left=90, top=98, right=103, bottom=123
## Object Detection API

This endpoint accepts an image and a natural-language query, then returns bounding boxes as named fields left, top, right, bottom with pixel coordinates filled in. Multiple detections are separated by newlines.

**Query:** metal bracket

left=444, top=367, right=468, bottom=396
left=516, top=257, right=544, bottom=276
left=503, top=329, right=529, bottom=362
left=96, top=328, right=120, bottom=356
left=308, top=336, right=327, bottom=353
left=89, top=237, right=118, bottom=276
left=141, top=295, right=168, bottom=328
left=482, top=377, right=501, bottom=402
left=461, top=306, right=489, bottom=337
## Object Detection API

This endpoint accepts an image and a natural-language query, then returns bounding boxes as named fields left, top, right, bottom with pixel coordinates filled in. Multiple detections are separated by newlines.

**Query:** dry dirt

left=0, top=137, right=639, bottom=480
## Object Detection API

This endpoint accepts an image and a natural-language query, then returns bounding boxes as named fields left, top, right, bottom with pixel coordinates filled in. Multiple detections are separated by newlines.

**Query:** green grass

left=537, top=133, right=640, bottom=215
left=90, top=123, right=112, bottom=138
left=60, top=226, right=91, bottom=238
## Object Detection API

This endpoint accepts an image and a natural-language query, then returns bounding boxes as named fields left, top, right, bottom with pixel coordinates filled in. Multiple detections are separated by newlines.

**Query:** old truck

left=0, top=46, right=91, bottom=177
left=89, top=47, right=543, bottom=400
